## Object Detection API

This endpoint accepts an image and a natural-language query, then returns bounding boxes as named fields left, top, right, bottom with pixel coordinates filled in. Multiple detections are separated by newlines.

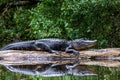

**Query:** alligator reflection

left=4, top=63, right=96, bottom=77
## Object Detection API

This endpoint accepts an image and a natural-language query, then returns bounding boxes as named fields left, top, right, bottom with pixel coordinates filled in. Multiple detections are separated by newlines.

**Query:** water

left=0, top=49, right=120, bottom=80
left=0, top=60, right=120, bottom=80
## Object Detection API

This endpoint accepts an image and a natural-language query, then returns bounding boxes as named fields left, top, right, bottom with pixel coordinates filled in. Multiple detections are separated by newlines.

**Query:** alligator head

left=71, top=38, right=97, bottom=50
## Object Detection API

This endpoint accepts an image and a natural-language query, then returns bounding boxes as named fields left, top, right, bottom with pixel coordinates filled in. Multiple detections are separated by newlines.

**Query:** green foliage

left=29, top=0, right=120, bottom=48
left=0, top=7, right=35, bottom=47
left=0, top=0, right=120, bottom=48
left=29, top=0, right=64, bottom=38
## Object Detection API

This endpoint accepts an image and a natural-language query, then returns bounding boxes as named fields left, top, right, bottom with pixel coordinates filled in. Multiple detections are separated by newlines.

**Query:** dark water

left=0, top=61, right=120, bottom=80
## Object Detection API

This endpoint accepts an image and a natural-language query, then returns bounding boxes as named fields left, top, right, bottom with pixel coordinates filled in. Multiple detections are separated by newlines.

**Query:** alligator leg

left=34, top=42, right=59, bottom=54
left=65, top=45, right=79, bottom=54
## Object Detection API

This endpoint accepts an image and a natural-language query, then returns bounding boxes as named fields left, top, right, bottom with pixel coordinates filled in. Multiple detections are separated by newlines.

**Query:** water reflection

left=0, top=50, right=120, bottom=79
left=0, top=59, right=120, bottom=80
left=3, top=63, right=96, bottom=77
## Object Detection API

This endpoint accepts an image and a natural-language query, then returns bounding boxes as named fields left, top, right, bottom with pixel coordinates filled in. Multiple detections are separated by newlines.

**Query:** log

left=0, top=48, right=120, bottom=59
left=0, top=48, right=120, bottom=67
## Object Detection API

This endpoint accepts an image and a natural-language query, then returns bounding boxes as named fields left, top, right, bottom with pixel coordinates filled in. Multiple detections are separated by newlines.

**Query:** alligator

left=1, top=38, right=97, bottom=54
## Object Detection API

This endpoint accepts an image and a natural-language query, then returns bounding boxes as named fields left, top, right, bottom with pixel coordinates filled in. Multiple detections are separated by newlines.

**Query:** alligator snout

left=73, top=39, right=97, bottom=50
left=84, top=40, right=97, bottom=48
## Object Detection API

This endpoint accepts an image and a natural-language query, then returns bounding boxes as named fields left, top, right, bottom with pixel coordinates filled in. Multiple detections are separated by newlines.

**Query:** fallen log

left=0, top=48, right=120, bottom=59
left=0, top=48, right=120, bottom=66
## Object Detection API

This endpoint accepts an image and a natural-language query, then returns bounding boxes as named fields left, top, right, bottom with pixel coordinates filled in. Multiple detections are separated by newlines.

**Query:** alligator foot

left=73, top=51, right=80, bottom=54
left=51, top=50, right=61, bottom=54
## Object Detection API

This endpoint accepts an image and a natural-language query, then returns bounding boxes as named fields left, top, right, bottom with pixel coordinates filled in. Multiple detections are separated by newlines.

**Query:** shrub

left=0, top=0, right=120, bottom=48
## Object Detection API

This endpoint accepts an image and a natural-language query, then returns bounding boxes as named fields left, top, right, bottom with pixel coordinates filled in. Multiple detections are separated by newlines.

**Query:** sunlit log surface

left=0, top=48, right=120, bottom=67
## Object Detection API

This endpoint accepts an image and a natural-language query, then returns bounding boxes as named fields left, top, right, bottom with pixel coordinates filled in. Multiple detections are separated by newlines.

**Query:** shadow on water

left=0, top=52, right=120, bottom=80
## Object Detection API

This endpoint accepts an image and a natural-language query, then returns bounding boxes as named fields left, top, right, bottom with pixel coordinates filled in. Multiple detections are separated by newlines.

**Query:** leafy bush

left=0, top=0, right=120, bottom=48
left=29, top=0, right=120, bottom=48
